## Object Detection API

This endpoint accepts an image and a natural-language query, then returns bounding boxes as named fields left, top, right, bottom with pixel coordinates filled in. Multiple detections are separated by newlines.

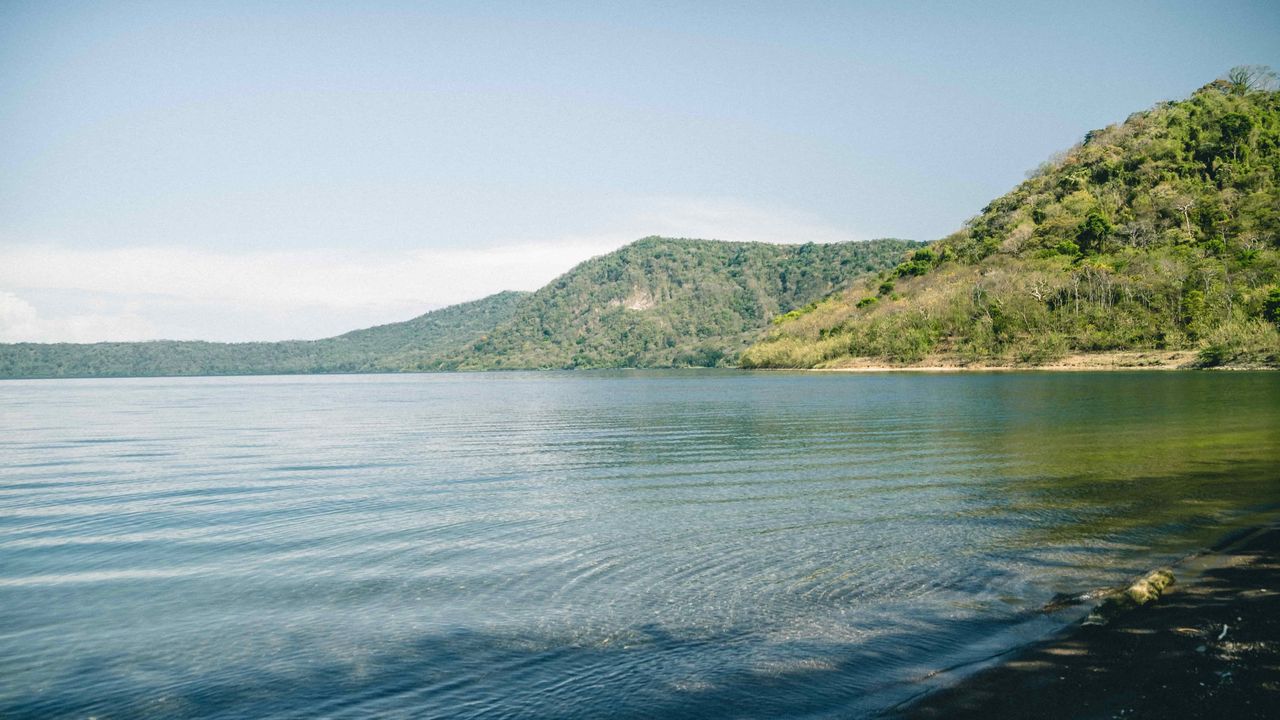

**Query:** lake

left=2, top=371, right=1278, bottom=718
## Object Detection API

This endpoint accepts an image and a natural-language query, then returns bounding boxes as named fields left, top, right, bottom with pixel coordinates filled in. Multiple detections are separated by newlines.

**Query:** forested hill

left=743, top=69, right=1280, bottom=369
left=0, top=291, right=528, bottom=379
left=415, top=237, right=920, bottom=370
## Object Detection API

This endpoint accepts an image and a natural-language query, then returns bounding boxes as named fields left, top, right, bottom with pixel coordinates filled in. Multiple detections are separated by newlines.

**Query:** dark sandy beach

left=892, top=524, right=1280, bottom=719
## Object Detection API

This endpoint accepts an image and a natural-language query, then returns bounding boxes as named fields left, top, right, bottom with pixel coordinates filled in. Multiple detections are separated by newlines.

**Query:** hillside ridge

left=420, top=236, right=919, bottom=370
left=743, top=70, right=1280, bottom=369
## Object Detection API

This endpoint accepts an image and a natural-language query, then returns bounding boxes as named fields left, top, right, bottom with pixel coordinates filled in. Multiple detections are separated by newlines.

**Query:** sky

left=2, top=1, right=1278, bottom=342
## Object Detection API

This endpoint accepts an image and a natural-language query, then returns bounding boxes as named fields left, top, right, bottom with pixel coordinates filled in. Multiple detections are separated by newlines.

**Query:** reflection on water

left=1, top=371, right=1277, bottom=718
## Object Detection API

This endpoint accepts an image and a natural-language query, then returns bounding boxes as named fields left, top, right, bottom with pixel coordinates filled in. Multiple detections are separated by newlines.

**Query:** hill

left=0, top=291, right=527, bottom=379
left=743, top=69, right=1280, bottom=369
left=414, top=237, right=920, bottom=370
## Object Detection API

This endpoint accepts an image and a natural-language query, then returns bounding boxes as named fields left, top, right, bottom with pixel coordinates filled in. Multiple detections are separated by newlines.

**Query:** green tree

left=1076, top=211, right=1113, bottom=254
left=1264, top=287, right=1280, bottom=326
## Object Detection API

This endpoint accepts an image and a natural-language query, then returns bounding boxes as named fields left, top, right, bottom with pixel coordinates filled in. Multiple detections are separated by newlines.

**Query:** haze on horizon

left=2, top=0, right=1278, bottom=343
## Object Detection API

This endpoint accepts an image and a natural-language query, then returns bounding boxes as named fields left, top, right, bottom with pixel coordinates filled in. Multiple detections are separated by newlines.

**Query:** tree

left=1226, top=65, right=1278, bottom=95
left=1076, top=211, right=1113, bottom=254
left=1265, top=287, right=1280, bottom=326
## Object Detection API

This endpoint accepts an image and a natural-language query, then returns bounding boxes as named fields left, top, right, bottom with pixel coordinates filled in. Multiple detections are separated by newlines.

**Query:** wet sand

left=891, top=524, right=1280, bottom=719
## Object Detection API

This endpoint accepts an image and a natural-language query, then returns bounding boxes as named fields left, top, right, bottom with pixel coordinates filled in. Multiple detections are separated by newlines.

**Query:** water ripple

left=1, top=370, right=1277, bottom=719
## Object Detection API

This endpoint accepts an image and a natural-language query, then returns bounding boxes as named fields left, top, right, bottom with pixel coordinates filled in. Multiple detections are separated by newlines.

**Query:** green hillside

left=415, top=237, right=920, bottom=370
left=743, top=70, right=1280, bottom=369
left=0, top=291, right=528, bottom=379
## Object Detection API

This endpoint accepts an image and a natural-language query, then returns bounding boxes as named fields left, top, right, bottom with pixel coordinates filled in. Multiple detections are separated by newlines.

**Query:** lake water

left=2, top=371, right=1278, bottom=718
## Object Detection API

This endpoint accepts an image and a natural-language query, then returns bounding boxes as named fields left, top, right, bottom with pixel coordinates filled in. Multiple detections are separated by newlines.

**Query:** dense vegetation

left=0, top=291, right=527, bottom=378
left=743, top=69, right=1280, bottom=369
left=418, top=237, right=919, bottom=370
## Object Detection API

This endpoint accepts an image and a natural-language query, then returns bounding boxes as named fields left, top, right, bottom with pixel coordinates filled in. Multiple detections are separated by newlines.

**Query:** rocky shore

left=892, top=524, right=1280, bottom=719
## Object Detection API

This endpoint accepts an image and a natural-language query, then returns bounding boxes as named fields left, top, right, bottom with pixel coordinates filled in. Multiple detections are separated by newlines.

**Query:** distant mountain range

left=0, top=291, right=528, bottom=379
left=0, top=238, right=917, bottom=378
left=10, top=71, right=1277, bottom=379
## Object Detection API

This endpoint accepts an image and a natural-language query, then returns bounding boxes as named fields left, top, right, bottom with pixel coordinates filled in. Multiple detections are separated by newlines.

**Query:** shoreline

left=889, top=522, right=1280, bottom=719
left=815, top=350, right=1210, bottom=372
left=5, top=349, right=1279, bottom=380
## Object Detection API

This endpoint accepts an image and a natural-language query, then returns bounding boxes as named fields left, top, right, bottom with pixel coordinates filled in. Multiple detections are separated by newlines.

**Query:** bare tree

left=1028, top=277, right=1050, bottom=303
left=1121, top=219, right=1155, bottom=248
left=1225, top=65, right=1278, bottom=94
left=1175, top=199, right=1196, bottom=240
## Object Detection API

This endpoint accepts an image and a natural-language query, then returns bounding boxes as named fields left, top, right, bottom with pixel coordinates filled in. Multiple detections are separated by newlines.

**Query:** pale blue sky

left=2, top=1, right=1278, bottom=341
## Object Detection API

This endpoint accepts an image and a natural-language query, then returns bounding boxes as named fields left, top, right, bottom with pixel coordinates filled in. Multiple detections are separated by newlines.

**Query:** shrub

left=1053, top=240, right=1082, bottom=257
left=1264, top=286, right=1280, bottom=325
left=1197, top=318, right=1280, bottom=366
left=1014, top=333, right=1070, bottom=365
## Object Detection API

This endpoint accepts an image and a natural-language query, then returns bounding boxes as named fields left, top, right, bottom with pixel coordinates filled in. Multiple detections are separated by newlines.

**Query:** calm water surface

left=2, top=371, right=1278, bottom=718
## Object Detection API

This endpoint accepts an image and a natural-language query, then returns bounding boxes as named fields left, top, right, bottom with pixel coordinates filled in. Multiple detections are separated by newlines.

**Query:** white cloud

left=0, top=290, right=156, bottom=343
left=0, top=292, right=41, bottom=341
left=0, top=237, right=628, bottom=310
left=0, top=237, right=635, bottom=342
left=0, top=196, right=860, bottom=342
